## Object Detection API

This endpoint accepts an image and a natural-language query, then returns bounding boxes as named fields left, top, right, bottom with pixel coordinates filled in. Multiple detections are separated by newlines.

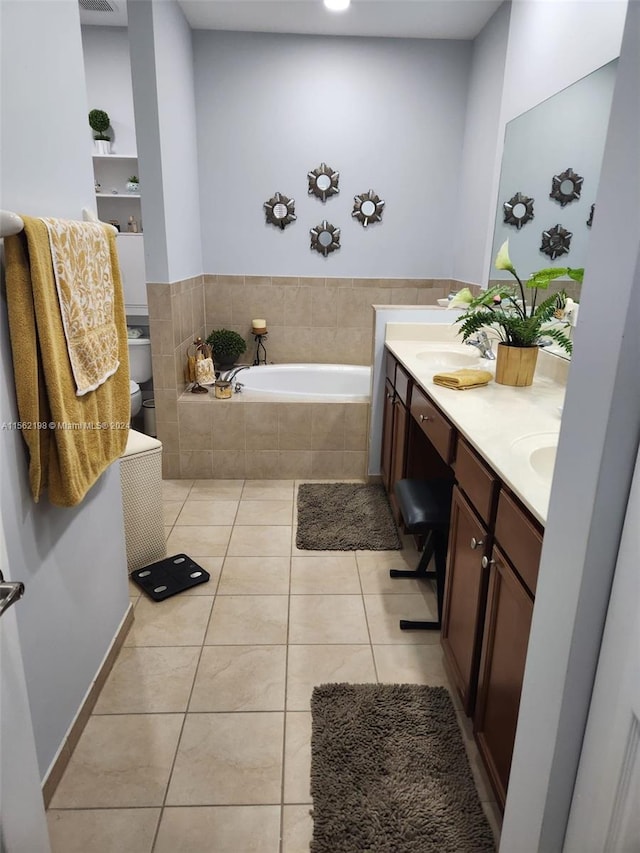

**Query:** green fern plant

left=454, top=241, right=584, bottom=356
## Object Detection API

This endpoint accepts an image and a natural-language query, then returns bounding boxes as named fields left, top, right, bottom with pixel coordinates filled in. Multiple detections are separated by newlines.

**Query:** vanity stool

left=390, top=478, right=454, bottom=630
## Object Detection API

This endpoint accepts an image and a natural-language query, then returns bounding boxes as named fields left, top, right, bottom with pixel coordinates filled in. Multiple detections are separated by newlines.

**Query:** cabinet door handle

left=386, top=392, right=393, bottom=400
left=419, top=414, right=431, bottom=422
left=481, top=556, right=495, bottom=569
left=470, top=537, right=484, bottom=550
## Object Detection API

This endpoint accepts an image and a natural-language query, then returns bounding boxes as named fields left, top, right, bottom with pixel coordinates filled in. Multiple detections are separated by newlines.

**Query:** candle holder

left=253, top=332, right=268, bottom=366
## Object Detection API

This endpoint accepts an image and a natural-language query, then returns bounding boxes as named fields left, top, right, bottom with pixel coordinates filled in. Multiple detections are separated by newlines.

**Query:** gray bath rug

left=296, top=483, right=401, bottom=551
left=310, top=683, right=496, bottom=853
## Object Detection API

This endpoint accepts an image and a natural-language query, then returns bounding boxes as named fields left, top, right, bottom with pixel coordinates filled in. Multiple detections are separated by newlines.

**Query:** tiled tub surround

left=177, top=396, right=370, bottom=480
left=148, top=275, right=477, bottom=478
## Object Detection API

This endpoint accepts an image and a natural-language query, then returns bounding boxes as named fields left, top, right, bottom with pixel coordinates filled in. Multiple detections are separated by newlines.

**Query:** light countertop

left=384, top=324, right=570, bottom=525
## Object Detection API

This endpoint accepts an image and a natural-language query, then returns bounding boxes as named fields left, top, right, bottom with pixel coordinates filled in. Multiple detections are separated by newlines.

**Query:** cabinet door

left=388, top=398, right=408, bottom=524
left=474, top=544, right=533, bottom=809
left=380, top=380, right=395, bottom=493
left=441, top=486, right=490, bottom=715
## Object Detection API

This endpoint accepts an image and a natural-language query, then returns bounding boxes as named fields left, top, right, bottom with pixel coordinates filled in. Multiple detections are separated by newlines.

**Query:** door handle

left=470, top=537, right=485, bottom=550
left=0, top=570, right=25, bottom=618
left=481, top=556, right=495, bottom=569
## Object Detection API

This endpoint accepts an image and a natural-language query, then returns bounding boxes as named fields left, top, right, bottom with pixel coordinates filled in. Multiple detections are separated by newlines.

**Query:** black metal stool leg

left=398, top=529, right=447, bottom=631
left=389, top=531, right=436, bottom=580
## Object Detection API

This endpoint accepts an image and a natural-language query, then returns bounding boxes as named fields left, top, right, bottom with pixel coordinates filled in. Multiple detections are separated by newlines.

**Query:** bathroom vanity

left=380, top=323, right=568, bottom=810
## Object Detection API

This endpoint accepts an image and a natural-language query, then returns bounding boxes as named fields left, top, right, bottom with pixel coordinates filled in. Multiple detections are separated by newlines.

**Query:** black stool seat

left=390, top=478, right=453, bottom=631
left=395, top=479, right=453, bottom=531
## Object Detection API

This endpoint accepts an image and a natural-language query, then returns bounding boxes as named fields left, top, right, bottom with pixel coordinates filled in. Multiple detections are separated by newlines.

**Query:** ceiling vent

left=79, top=0, right=117, bottom=12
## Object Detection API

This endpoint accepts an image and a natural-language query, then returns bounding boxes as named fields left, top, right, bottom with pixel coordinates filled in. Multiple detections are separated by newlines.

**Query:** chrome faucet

left=466, top=330, right=496, bottom=360
left=221, top=364, right=250, bottom=390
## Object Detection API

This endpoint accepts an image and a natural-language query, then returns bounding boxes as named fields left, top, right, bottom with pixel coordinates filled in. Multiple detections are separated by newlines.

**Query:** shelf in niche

left=92, top=154, right=138, bottom=160
left=116, top=232, right=143, bottom=237
left=96, top=193, right=141, bottom=198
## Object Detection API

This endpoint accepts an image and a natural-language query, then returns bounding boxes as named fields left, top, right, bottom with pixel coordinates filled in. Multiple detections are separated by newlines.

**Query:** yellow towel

left=41, top=217, right=120, bottom=395
left=4, top=215, right=130, bottom=507
left=433, top=368, right=493, bottom=390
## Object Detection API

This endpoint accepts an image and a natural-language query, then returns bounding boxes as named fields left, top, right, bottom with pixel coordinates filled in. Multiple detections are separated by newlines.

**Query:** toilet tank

left=127, top=337, right=152, bottom=384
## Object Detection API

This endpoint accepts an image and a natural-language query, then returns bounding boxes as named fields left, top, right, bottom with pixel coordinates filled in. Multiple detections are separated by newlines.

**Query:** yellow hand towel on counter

left=433, top=369, right=493, bottom=390
left=4, top=215, right=130, bottom=507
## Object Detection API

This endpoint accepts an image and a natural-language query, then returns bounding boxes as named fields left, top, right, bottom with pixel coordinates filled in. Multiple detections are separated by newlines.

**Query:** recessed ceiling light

left=324, top=0, right=351, bottom=11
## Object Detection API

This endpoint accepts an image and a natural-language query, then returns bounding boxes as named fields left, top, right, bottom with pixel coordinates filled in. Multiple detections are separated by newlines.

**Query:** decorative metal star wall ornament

left=503, top=192, right=534, bottom=230
left=310, top=220, right=341, bottom=257
left=540, top=224, right=573, bottom=260
left=307, top=163, right=340, bottom=202
left=549, top=167, right=584, bottom=207
left=263, top=192, right=296, bottom=230
left=352, top=190, right=385, bottom=228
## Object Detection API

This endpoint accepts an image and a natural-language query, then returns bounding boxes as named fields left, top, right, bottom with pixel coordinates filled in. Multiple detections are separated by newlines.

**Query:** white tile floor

left=46, top=478, right=502, bottom=853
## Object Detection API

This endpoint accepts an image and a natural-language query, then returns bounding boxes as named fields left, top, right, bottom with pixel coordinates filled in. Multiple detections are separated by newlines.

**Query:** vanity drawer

left=411, top=385, right=454, bottom=464
left=395, top=363, right=411, bottom=407
left=454, top=438, right=498, bottom=525
left=494, top=489, right=543, bottom=596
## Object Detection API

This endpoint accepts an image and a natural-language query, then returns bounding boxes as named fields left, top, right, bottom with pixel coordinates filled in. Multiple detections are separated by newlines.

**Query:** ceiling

left=79, top=0, right=504, bottom=40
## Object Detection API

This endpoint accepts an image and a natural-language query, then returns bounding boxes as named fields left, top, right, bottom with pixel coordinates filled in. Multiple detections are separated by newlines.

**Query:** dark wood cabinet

left=474, top=543, right=534, bottom=809
left=441, top=486, right=491, bottom=715
left=380, top=352, right=411, bottom=524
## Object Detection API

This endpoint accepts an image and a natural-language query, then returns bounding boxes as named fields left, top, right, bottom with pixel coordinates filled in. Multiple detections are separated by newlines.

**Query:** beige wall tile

left=311, top=403, right=345, bottom=451
left=344, top=403, right=369, bottom=450
left=391, top=288, right=419, bottom=304
left=343, top=451, right=367, bottom=478
left=153, top=355, right=176, bottom=391
left=212, top=450, right=246, bottom=479
left=158, top=422, right=179, bottom=454
left=278, top=404, right=312, bottom=450
left=179, top=402, right=213, bottom=451
left=311, top=290, right=338, bottom=327
left=277, top=451, right=312, bottom=479
left=147, top=283, right=171, bottom=320
left=310, top=451, right=345, bottom=478
left=149, top=319, right=174, bottom=356
left=205, top=280, right=234, bottom=328
left=245, top=403, right=279, bottom=451
left=325, top=277, right=352, bottom=289
left=416, top=287, right=446, bottom=305
left=244, top=275, right=271, bottom=287
left=162, top=452, right=181, bottom=479
left=154, top=390, right=178, bottom=424
left=245, top=451, right=281, bottom=479
left=298, top=277, right=325, bottom=288
left=211, top=403, right=246, bottom=451
left=283, top=287, right=312, bottom=327
left=180, top=451, right=213, bottom=478
left=247, top=286, right=285, bottom=327
left=272, top=276, right=299, bottom=288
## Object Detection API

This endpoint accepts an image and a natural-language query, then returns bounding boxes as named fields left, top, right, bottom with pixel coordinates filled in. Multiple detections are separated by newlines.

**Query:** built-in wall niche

left=92, top=154, right=147, bottom=313
left=490, top=60, right=618, bottom=324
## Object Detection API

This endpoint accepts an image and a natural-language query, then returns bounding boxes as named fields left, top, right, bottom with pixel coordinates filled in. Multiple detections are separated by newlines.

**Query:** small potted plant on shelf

left=88, top=109, right=112, bottom=155
left=205, top=328, right=247, bottom=369
left=452, top=240, right=583, bottom=386
left=126, top=175, right=139, bottom=193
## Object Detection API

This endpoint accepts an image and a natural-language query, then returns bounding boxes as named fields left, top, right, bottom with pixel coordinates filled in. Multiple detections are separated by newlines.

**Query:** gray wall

left=0, top=0, right=129, bottom=778
left=452, top=1, right=511, bottom=286
left=128, top=0, right=203, bottom=284
left=193, top=31, right=472, bottom=278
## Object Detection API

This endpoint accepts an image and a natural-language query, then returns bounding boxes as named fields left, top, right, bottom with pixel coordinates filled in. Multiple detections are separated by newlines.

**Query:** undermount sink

left=529, top=445, right=558, bottom=478
left=415, top=350, right=481, bottom=369
left=510, top=433, right=559, bottom=481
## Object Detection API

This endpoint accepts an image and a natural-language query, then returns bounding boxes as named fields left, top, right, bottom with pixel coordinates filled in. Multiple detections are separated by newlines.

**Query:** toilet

left=127, top=334, right=152, bottom=417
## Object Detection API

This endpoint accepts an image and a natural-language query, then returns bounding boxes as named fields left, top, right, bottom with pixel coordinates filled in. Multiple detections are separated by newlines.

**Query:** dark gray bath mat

left=296, top=483, right=401, bottom=551
left=310, top=683, right=495, bottom=853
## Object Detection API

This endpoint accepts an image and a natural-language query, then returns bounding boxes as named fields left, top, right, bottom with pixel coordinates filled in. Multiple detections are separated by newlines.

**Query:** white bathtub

left=233, top=364, right=371, bottom=401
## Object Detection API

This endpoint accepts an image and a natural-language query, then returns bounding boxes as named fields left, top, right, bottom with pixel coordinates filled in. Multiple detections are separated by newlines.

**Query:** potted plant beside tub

left=206, top=328, right=247, bottom=370
left=88, top=109, right=112, bottom=155
left=453, top=241, right=583, bottom=386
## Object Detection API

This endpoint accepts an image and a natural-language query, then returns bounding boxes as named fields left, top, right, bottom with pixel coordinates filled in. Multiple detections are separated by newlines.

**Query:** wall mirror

left=308, top=163, right=339, bottom=202
left=489, top=60, right=617, bottom=357
left=264, top=192, right=296, bottom=229
left=310, top=220, right=341, bottom=256
left=352, top=190, right=385, bottom=227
